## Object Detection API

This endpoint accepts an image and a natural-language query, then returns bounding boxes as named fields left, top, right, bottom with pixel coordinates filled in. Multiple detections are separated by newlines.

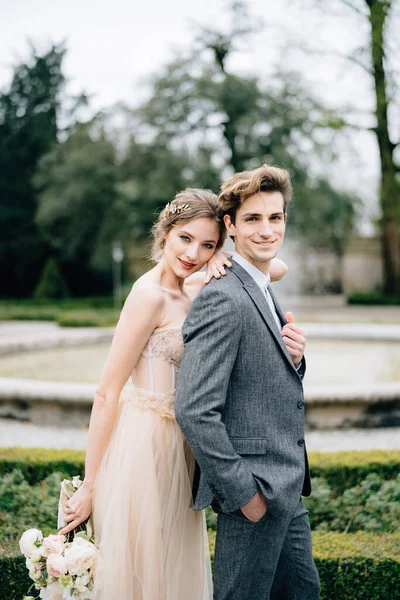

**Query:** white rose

left=42, top=534, right=65, bottom=557
left=47, top=553, right=68, bottom=578
left=75, top=573, right=90, bottom=586
left=29, top=566, right=43, bottom=581
left=39, top=581, right=63, bottom=599
left=74, top=572, right=91, bottom=593
left=19, top=528, right=43, bottom=558
left=72, top=590, right=93, bottom=600
left=75, top=580, right=87, bottom=593
left=64, top=538, right=97, bottom=576
left=72, top=476, right=83, bottom=489
left=30, top=548, right=44, bottom=564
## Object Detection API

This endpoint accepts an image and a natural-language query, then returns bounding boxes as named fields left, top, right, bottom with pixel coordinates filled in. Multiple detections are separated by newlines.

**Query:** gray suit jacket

left=175, top=259, right=311, bottom=517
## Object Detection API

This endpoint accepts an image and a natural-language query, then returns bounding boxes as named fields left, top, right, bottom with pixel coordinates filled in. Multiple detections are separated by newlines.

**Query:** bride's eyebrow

left=179, top=230, right=217, bottom=244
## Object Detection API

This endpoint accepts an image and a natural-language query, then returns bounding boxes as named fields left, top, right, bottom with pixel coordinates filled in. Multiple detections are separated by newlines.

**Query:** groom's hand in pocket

left=240, top=490, right=267, bottom=523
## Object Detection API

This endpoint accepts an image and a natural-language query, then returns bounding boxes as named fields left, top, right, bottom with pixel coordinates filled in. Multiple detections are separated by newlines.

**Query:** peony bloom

left=64, top=538, right=97, bottom=576
left=19, top=528, right=43, bottom=558
left=42, top=534, right=65, bottom=557
left=46, top=553, right=68, bottom=578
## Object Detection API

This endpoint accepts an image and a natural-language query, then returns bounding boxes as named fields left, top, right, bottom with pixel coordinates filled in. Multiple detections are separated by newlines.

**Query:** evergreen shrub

left=347, top=291, right=400, bottom=305
left=1, top=448, right=398, bottom=488
left=56, top=309, right=119, bottom=327
left=309, top=450, right=400, bottom=492
left=0, top=449, right=399, bottom=599
left=0, top=448, right=84, bottom=484
left=207, top=531, right=400, bottom=600
left=34, top=257, right=70, bottom=300
left=2, top=533, right=399, bottom=600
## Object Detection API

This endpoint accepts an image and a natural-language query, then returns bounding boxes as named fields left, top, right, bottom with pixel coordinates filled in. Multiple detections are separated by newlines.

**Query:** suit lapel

left=230, top=260, right=296, bottom=372
left=268, top=285, right=286, bottom=327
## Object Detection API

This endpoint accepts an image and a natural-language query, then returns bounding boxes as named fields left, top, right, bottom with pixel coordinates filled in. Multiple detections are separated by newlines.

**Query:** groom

left=175, top=164, right=320, bottom=600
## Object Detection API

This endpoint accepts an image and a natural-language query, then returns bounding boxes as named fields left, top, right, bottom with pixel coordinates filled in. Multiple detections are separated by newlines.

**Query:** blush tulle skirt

left=91, top=387, right=213, bottom=600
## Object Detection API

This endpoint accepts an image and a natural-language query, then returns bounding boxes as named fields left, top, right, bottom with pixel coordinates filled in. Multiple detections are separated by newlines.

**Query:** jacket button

left=298, top=439, right=305, bottom=447
left=297, top=401, right=304, bottom=409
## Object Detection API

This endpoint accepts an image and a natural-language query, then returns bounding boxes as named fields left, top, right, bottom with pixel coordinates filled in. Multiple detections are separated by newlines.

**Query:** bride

left=59, top=188, right=287, bottom=599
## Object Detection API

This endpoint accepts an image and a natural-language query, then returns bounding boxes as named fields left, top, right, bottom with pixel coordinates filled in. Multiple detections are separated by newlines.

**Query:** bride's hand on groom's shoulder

left=59, top=481, right=93, bottom=535
left=204, top=251, right=232, bottom=284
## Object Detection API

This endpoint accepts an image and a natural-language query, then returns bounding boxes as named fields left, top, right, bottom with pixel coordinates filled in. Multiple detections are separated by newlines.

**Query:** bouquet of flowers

left=19, top=476, right=97, bottom=600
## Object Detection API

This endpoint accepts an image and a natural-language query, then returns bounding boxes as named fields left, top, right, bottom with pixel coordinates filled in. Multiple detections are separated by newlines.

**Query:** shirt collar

left=232, top=252, right=270, bottom=292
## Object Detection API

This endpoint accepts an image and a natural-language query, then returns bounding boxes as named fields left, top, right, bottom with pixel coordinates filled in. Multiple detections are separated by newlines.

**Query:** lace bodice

left=142, top=327, right=183, bottom=368
left=125, top=327, right=183, bottom=421
left=131, top=327, right=183, bottom=396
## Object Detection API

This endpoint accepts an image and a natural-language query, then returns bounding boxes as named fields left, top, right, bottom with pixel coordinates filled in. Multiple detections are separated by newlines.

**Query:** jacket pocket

left=230, top=437, right=268, bottom=455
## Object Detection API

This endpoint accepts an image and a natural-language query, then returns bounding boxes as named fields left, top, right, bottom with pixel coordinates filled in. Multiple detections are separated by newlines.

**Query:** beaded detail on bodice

left=142, top=327, right=184, bottom=368
left=125, top=327, right=184, bottom=421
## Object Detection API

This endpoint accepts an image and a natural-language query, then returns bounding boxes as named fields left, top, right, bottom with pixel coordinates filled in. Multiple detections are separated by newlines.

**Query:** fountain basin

left=0, top=323, right=399, bottom=429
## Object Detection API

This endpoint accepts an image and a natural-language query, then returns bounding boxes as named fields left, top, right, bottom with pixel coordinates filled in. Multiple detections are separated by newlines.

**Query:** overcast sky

left=2, top=0, right=396, bottom=229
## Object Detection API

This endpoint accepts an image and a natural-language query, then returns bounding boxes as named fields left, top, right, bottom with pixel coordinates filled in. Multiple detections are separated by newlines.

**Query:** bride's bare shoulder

left=124, top=273, right=166, bottom=315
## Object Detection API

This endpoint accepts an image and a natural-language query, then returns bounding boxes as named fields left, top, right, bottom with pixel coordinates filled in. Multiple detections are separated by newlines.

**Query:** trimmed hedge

left=314, top=531, right=400, bottom=599
left=347, top=291, right=400, bottom=306
left=2, top=533, right=399, bottom=600
left=0, top=448, right=85, bottom=484
left=57, top=308, right=119, bottom=327
left=1, top=450, right=399, bottom=599
left=0, top=550, right=31, bottom=600
left=308, top=450, right=400, bottom=493
left=208, top=531, right=400, bottom=600
left=1, top=448, right=399, bottom=488
left=0, top=296, right=122, bottom=326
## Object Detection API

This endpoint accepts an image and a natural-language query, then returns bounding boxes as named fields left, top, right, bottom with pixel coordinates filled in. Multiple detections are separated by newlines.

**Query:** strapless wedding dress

left=92, top=327, right=212, bottom=600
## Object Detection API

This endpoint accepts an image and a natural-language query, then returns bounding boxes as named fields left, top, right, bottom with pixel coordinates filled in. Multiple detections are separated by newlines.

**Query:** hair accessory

left=164, top=202, right=191, bottom=219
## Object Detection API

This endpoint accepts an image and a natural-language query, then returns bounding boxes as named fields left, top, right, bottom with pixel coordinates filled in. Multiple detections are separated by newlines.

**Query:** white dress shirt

left=232, top=252, right=303, bottom=372
left=231, top=252, right=282, bottom=330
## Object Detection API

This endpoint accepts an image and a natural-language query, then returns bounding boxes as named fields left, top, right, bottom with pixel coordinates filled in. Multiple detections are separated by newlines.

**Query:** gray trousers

left=212, top=497, right=320, bottom=600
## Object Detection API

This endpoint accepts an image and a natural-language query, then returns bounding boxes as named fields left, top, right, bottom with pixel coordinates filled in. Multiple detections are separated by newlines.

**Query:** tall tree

left=0, top=44, right=66, bottom=297
left=35, top=118, right=118, bottom=294
left=368, top=0, right=400, bottom=294
left=134, top=4, right=358, bottom=258
left=310, top=0, right=400, bottom=293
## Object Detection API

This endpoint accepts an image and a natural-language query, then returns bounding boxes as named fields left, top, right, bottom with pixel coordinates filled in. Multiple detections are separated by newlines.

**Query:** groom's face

left=224, top=191, right=286, bottom=271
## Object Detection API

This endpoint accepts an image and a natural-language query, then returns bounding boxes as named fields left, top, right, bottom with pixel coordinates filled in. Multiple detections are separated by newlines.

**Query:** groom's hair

left=218, top=164, right=292, bottom=224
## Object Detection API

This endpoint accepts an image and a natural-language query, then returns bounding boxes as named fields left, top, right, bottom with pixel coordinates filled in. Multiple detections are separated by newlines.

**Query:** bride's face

left=163, top=217, right=220, bottom=278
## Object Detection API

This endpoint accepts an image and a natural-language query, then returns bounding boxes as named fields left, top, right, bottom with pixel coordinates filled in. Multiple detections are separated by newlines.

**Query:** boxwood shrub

left=0, top=449, right=399, bottom=599
left=0, top=448, right=85, bottom=484
left=1, top=448, right=399, bottom=489
left=308, top=450, right=400, bottom=492
left=2, top=532, right=399, bottom=600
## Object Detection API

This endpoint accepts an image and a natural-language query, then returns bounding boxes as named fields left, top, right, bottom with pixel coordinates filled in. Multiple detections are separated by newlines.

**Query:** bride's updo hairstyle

left=151, top=188, right=226, bottom=262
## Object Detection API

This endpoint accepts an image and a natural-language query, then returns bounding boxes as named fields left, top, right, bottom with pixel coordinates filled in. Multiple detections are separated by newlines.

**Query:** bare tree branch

left=336, top=51, right=372, bottom=75
left=293, top=43, right=373, bottom=75
left=338, top=0, right=368, bottom=18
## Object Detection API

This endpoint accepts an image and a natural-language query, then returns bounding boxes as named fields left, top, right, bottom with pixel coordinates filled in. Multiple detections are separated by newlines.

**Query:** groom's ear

left=224, top=214, right=236, bottom=237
